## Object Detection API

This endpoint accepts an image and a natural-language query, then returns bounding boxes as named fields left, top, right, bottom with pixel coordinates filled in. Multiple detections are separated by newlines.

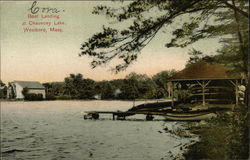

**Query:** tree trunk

left=232, top=0, right=248, bottom=106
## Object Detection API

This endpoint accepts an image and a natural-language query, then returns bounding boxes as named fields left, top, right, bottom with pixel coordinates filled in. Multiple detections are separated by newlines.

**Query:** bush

left=56, top=95, right=72, bottom=100
left=175, top=90, right=192, bottom=103
left=24, top=93, right=43, bottom=101
left=46, top=94, right=56, bottom=100
left=184, top=105, right=249, bottom=160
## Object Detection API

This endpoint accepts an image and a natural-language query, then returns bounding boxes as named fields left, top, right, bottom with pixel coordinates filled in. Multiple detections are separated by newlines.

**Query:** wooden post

left=202, top=81, right=205, bottom=106
left=171, top=82, right=175, bottom=107
left=235, top=80, right=239, bottom=106
left=229, top=79, right=239, bottom=107
left=197, top=80, right=210, bottom=107
left=167, top=82, right=171, bottom=98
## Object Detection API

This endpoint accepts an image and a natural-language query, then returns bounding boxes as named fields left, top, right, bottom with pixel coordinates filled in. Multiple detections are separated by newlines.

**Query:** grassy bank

left=183, top=105, right=249, bottom=160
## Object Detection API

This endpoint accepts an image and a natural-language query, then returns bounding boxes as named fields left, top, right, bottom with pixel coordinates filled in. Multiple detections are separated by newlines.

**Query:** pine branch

left=222, top=0, right=249, bottom=18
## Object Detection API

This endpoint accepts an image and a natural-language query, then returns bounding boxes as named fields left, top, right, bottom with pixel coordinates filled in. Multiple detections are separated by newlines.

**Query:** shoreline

left=163, top=122, right=200, bottom=159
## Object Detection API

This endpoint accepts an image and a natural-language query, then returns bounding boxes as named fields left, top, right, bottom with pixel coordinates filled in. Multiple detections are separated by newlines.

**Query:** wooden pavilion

left=168, top=61, right=245, bottom=108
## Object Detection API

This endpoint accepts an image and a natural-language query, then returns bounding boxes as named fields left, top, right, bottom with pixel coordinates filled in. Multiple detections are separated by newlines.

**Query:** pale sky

left=1, top=1, right=222, bottom=83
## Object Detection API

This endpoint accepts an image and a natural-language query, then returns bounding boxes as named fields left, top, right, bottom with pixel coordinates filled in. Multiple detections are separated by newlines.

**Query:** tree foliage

left=80, top=0, right=248, bottom=73
left=118, top=72, right=159, bottom=99
left=43, top=71, right=175, bottom=100
left=43, top=82, right=65, bottom=97
left=214, top=5, right=248, bottom=75
left=185, top=106, right=249, bottom=159
left=186, top=48, right=203, bottom=67
left=0, top=80, right=7, bottom=99
left=152, top=70, right=176, bottom=98
left=63, top=74, right=96, bottom=99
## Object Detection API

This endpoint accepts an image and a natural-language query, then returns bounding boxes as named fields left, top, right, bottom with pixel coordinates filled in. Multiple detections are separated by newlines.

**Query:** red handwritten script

left=22, top=1, right=65, bottom=33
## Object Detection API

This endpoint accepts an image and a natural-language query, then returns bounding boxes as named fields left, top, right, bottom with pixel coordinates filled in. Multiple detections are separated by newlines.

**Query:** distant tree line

left=43, top=70, right=176, bottom=100
left=0, top=80, right=7, bottom=99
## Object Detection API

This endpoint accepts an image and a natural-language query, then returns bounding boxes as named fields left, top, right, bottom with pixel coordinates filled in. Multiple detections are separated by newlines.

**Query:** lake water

left=1, top=100, right=194, bottom=160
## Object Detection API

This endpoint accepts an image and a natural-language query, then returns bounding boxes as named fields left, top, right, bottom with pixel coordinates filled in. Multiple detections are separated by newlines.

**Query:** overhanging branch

left=222, top=1, right=249, bottom=18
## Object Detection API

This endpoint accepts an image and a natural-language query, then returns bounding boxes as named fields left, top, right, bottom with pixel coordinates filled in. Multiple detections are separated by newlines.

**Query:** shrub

left=56, top=95, right=72, bottom=100
left=184, top=105, right=249, bottom=160
left=45, top=94, right=56, bottom=100
left=24, top=93, right=43, bottom=101
left=175, top=90, right=192, bottom=103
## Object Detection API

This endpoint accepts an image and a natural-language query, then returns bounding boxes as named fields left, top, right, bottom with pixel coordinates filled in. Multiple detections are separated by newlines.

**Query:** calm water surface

left=1, top=100, right=192, bottom=160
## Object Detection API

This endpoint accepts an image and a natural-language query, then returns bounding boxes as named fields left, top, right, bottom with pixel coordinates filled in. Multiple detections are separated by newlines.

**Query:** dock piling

left=146, top=114, right=154, bottom=121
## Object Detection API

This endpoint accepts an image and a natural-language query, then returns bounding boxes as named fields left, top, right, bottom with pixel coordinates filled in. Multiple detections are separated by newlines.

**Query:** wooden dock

left=83, top=110, right=216, bottom=121
left=84, top=111, right=163, bottom=120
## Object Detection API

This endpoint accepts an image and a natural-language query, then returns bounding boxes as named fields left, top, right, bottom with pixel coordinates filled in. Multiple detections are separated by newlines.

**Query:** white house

left=7, top=81, right=46, bottom=99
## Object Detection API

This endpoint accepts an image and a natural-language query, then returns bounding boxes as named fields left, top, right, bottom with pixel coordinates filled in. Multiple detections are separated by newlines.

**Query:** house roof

left=170, top=61, right=241, bottom=81
left=13, top=81, right=45, bottom=89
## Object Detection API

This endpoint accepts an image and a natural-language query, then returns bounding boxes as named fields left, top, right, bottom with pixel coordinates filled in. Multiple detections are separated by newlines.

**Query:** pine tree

left=80, top=0, right=248, bottom=73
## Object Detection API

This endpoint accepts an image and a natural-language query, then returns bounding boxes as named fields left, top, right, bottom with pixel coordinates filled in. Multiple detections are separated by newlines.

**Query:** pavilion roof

left=169, top=61, right=241, bottom=81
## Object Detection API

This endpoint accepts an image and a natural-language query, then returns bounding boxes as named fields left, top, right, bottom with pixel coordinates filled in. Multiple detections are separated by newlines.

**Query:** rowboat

left=164, top=112, right=217, bottom=121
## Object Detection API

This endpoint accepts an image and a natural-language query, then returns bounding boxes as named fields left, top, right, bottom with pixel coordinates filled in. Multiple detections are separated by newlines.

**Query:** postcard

left=1, top=1, right=248, bottom=159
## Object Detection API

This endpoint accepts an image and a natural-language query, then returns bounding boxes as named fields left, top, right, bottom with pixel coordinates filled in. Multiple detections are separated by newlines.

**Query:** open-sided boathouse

left=168, top=61, right=245, bottom=107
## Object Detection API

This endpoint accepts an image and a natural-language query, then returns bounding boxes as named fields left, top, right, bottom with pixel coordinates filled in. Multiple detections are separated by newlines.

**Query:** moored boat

left=164, top=112, right=217, bottom=121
